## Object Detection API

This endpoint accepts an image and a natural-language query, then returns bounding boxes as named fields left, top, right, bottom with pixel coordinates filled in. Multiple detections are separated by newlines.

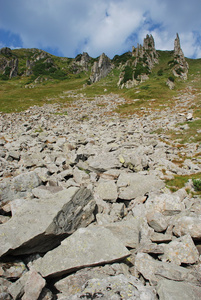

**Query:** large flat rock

left=0, top=187, right=95, bottom=257
left=157, top=279, right=201, bottom=300
left=33, top=226, right=130, bottom=278
left=117, top=173, right=165, bottom=200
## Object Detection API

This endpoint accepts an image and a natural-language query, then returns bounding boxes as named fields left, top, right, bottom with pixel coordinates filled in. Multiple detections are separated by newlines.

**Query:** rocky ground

left=0, top=86, right=201, bottom=300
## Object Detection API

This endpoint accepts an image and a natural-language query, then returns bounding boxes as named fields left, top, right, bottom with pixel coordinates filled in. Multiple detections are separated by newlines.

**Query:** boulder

left=95, top=180, right=118, bottom=202
left=117, top=173, right=165, bottom=200
left=104, top=217, right=141, bottom=248
left=87, top=152, right=121, bottom=172
left=146, top=211, right=168, bottom=232
left=157, top=279, right=201, bottom=300
left=0, top=171, right=42, bottom=204
left=145, top=193, right=185, bottom=216
left=62, top=274, right=157, bottom=300
left=55, top=263, right=130, bottom=297
left=8, top=269, right=45, bottom=300
left=33, top=226, right=130, bottom=278
left=173, top=215, right=201, bottom=239
left=0, top=187, right=95, bottom=256
left=135, top=253, right=198, bottom=286
left=159, top=234, right=199, bottom=265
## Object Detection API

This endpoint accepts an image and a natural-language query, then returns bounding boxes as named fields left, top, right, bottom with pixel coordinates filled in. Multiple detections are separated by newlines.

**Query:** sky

left=0, top=0, right=201, bottom=59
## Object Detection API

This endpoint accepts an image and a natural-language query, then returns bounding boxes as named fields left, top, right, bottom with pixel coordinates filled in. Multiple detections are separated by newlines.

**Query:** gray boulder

left=0, top=187, right=95, bottom=256
left=95, top=180, right=118, bottom=202
left=87, top=152, right=121, bottom=172
left=159, top=234, right=199, bottom=265
left=173, top=215, right=201, bottom=239
left=8, top=269, right=45, bottom=300
left=105, top=217, right=141, bottom=248
left=33, top=226, right=130, bottom=278
left=55, top=263, right=130, bottom=297
left=63, top=274, right=157, bottom=300
left=157, top=279, right=201, bottom=300
left=117, top=173, right=165, bottom=200
left=135, top=253, right=198, bottom=286
left=0, top=171, right=42, bottom=204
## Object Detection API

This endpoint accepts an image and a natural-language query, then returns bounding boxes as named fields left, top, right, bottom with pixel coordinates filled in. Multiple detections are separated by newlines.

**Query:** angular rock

left=0, top=171, right=42, bottom=204
left=0, top=278, right=12, bottom=294
left=173, top=215, right=201, bottom=239
left=64, top=274, right=157, bottom=300
left=0, top=260, right=27, bottom=280
left=105, top=217, right=141, bottom=248
left=87, top=152, right=121, bottom=172
left=146, top=211, right=168, bottom=232
left=159, top=234, right=199, bottom=265
left=32, top=186, right=63, bottom=198
left=95, top=180, right=118, bottom=202
left=157, top=279, right=201, bottom=300
left=55, top=263, right=130, bottom=297
left=117, top=173, right=165, bottom=200
left=135, top=253, right=198, bottom=286
left=0, top=187, right=95, bottom=256
left=8, top=269, right=45, bottom=300
left=145, top=193, right=185, bottom=216
left=22, top=269, right=46, bottom=300
left=33, top=226, right=130, bottom=278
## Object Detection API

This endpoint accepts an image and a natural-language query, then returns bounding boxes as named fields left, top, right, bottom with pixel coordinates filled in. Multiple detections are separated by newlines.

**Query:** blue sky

left=0, top=0, right=201, bottom=59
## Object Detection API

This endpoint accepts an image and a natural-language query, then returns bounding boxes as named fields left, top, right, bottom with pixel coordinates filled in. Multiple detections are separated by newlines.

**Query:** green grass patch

left=165, top=172, right=201, bottom=193
left=166, top=118, right=201, bottom=144
left=0, top=76, right=87, bottom=113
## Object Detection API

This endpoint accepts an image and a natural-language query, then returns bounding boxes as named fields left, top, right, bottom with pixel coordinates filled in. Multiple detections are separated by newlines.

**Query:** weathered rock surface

left=90, top=53, right=113, bottom=83
left=0, top=187, right=95, bottom=256
left=8, top=269, right=46, bottom=300
left=62, top=274, right=157, bottom=300
left=157, top=279, right=201, bottom=300
left=117, top=173, right=165, bottom=200
left=33, top=226, right=130, bottom=278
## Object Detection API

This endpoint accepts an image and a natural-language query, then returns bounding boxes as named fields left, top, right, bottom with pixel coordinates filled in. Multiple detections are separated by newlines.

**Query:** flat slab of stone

left=157, top=279, right=201, bottom=300
left=117, top=173, right=165, bottom=200
left=135, top=252, right=198, bottom=286
left=62, top=274, right=156, bottom=300
left=33, top=226, right=130, bottom=278
left=159, top=234, right=199, bottom=265
left=0, top=187, right=95, bottom=257
left=104, top=217, right=141, bottom=248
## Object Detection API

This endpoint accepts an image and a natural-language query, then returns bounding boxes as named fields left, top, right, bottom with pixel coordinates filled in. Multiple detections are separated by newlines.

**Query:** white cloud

left=0, top=0, right=201, bottom=58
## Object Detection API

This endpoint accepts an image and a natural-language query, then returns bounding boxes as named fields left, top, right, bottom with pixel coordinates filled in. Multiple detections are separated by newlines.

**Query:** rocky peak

left=118, top=34, right=158, bottom=88
left=174, top=33, right=184, bottom=57
left=143, top=34, right=155, bottom=50
left=172, top=33, right=189, bottom=80
left=74, top=52, right=91, bottom=72
left=90, top=53, right=113, bottom=84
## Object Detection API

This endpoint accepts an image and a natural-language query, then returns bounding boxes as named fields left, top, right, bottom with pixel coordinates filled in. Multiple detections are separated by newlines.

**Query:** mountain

left=0, top=33, right=200, bottom=113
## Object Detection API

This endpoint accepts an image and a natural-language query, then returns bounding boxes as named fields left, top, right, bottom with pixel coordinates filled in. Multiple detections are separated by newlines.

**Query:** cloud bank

left=0, top=0, right=201, bottom=58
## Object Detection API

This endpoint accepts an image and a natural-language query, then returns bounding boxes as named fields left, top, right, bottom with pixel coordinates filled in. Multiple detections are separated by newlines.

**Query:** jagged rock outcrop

left=74, top=52, right=91, bottom=71
left=0, top=48, right=18, bottom=79
left=118, top=34, right=159, bottom=88
left=173, top=33, right=189, bottom=80
left=90, top=53, right=113, bottom=83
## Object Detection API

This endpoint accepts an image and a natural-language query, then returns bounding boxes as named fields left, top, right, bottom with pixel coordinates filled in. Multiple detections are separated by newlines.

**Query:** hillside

left=0, top=33, right=200, bottom=114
